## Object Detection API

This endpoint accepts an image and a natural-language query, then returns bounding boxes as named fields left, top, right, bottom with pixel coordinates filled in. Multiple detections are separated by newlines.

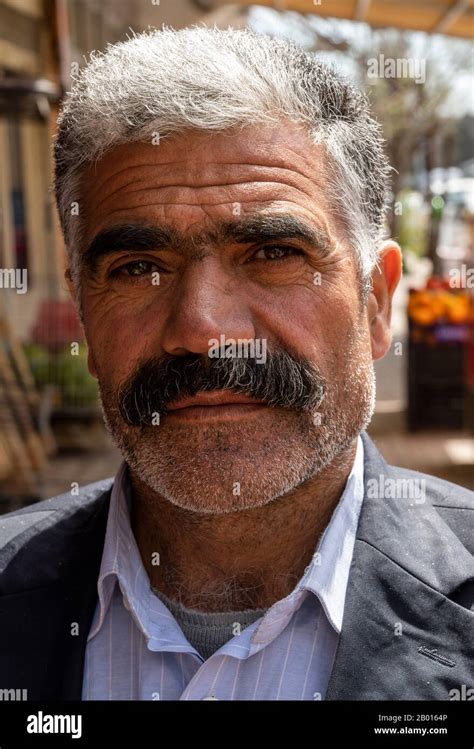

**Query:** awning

left=211, top=0, right=474, bottom=38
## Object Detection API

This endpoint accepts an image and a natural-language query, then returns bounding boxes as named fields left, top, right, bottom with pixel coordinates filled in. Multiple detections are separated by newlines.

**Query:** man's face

left=74, top=122, right=384, bottom=514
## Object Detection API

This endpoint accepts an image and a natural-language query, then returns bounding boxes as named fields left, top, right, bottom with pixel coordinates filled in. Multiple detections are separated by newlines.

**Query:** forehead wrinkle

left=83, top=164, right=330, bottom=247
left=90, top=181, right=270, bottom=216
left=84, top=149, right=326, bottom=215
left=85, top=127, right=321, bottom=191
left=89, top=174, right=318, bottom=218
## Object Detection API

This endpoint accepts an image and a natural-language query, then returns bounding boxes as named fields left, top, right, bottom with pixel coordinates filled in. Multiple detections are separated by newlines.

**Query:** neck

left=129, top=439, right=357, bottom=612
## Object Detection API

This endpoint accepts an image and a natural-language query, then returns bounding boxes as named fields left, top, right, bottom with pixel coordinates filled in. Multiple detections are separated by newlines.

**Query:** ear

left=367, top=240, right=402, bottom=361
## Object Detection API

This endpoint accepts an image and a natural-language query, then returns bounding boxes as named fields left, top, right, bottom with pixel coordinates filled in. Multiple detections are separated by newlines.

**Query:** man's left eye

left=251, top=245, right=304, bottom=261
left=113, top=260, right=158, bottom=277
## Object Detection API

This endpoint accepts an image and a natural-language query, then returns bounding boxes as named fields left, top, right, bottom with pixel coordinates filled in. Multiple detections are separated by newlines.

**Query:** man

left=0, top=27, right=472, bottom=701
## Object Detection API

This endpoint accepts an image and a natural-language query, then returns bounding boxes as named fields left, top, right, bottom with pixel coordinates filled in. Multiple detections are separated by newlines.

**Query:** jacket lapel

left=326, top=433, right=474, bottom=699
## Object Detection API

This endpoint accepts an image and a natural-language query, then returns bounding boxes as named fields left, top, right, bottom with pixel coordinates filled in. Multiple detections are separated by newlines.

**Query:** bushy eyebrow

left=81, top=213, right=332, bottom=272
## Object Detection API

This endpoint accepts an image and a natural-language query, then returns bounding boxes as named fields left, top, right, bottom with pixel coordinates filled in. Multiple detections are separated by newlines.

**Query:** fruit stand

left=407, top=278, right=472, bottom=431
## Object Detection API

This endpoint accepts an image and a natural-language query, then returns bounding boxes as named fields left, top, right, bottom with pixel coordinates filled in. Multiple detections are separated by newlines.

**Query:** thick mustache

left=118, top=350, right=326, bottom=427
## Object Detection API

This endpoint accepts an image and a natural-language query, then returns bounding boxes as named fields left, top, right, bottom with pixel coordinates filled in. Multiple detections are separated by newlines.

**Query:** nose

left=160, top=259, right=257, bottom=357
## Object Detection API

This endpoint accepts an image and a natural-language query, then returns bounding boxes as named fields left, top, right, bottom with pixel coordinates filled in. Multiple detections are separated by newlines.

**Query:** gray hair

left=54, top=25, right=390, bottom=292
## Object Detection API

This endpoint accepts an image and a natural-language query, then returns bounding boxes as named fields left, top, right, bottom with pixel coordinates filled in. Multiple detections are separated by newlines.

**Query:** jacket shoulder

left=363, top=432, right=473, bottom=509
left=382, top=464, right=474, bottom=554
left=0, top=478, right=114, bottom=564
left=363, top=432, right=474, bottom=553
left=388, top=465, right=473, bottom=509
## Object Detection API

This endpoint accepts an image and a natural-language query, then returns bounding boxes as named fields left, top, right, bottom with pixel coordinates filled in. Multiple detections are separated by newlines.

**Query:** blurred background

left=0, top=0, right=472, bottom=510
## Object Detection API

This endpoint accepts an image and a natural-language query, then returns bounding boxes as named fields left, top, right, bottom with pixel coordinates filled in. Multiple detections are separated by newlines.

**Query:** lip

left=167, top=391, right=264, bottom=411
left=165, top=391, right=267, bottom=421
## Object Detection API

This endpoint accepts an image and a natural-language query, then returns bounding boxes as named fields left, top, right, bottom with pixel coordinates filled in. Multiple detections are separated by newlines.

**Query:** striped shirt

left=82, top=436, right=364, bottom=700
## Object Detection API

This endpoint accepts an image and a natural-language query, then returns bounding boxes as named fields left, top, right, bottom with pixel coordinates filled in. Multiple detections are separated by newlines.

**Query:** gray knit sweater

left=151, top=587, right=267, bottom=660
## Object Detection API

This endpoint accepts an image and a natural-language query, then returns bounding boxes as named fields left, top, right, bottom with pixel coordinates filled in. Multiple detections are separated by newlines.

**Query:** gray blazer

left=0, top=432, right=472, bottom=700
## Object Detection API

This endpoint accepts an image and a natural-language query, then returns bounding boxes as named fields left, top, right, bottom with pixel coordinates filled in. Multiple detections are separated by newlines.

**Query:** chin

left=126, top=446, right=318, bottom=515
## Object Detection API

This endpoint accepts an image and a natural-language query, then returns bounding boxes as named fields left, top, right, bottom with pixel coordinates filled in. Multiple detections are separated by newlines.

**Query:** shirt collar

left=249, top=435, right=365, bottom=647
left=301, top=433, right=365, bottom=632
left=88, top=462, right=188, bottom=649
left=89, top=436, right=364, bottom=647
